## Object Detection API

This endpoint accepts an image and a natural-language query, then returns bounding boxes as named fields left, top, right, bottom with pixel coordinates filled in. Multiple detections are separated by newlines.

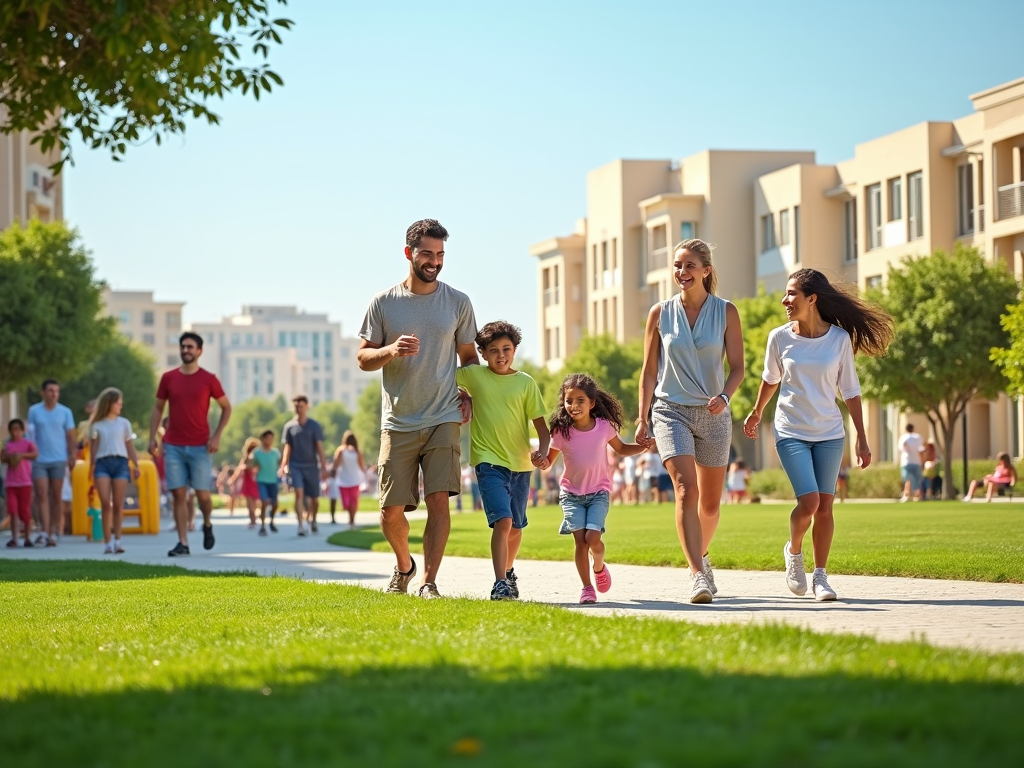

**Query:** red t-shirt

left=156, top=368, right=225, bottom=447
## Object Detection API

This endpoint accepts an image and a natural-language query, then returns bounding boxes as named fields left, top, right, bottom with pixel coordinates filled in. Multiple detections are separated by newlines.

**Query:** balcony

left=543, top=287, right=560, bottom=307
left=998, top=182, right=1024, bottom=220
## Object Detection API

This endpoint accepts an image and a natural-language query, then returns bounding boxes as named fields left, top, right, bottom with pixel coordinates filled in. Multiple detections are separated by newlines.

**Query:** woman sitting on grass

left=963, top=453, right=1017, bottom=502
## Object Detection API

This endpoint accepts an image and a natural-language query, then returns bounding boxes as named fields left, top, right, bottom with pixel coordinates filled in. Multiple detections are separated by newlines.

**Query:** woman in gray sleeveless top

left=636, top=239, right=745, bottom=604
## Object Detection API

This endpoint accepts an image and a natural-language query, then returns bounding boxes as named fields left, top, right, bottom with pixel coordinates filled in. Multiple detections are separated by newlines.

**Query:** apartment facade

left=103, top=290, right=186, bottom=372
left=0, top=113, right=64, bottom=426
left=189, top=305, right=376, bottom=410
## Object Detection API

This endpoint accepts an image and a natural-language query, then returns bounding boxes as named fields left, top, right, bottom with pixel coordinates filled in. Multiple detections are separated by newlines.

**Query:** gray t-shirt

left=282, top=418, right=324, bottom=467
left=359, top=281, right=477, bottom=432
left=91, top=417, right=133, bottom=459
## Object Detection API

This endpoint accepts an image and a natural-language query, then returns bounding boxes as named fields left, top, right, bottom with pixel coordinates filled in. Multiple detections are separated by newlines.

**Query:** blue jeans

left=900, top=464, right=923, bottom=490
left=558, top=490, right=610, bottom=535
left=476, top=463, right=530, bottom=529
left=776, top=437, right=846, bottom=498
left=163, top=443, right=213, bottom=492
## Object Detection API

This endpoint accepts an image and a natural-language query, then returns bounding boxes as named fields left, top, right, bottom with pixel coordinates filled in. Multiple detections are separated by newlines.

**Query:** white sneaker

left=702, top=554, right=718, bottom=595
left=962, top=495, right=972, bottom=502
left=899, top=495, right=909, bottom=503
left=783, top=541, right=807, bottom=595
left=103, top=543, right=114, bottom=555
left=689, top=571, right=713, bottom=604
left=813, top=572, right=837, bottom=601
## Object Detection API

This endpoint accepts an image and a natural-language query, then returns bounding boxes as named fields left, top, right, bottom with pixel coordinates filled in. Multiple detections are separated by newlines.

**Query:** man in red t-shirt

left=149, top=332, right=232, bottom=557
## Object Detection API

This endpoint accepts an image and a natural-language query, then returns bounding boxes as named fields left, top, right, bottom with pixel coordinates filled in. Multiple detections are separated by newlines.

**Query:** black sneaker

left=505, top=568, right=520, bottom=599
left=168, top=542, right=190, bottom=557
left=490, top=579, right=513, bottom=601
left=202, top=523, right=215, bottom=550
left=270, top=522, right=278, bottom=533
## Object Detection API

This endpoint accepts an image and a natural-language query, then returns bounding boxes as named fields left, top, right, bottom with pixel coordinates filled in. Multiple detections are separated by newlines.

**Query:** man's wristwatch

left=718, top=393, right=730, bottom=406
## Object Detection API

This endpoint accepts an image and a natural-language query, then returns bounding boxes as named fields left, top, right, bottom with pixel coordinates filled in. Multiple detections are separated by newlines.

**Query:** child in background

left=332, top=430, right=366, bottom=528
left=540, top=373, right=647, bottom=604
left=2, top=419, right=38, bottom=548
left=228, top=438, right=261, bottom=529
left=88, top=387, right=141, bottom=554
left=726, top=459, right=751, bottom=504
left=457, top=321, right=550, bottom=601
left=251, top=430, right=281, bottom=536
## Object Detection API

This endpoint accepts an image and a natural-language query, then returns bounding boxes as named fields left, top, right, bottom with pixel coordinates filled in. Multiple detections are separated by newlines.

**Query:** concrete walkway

left=3, top=511, right=1023, bottom=655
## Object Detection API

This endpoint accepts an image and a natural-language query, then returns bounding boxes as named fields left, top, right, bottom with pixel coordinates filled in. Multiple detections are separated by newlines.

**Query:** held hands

left=390, top=334, right=420, bottom=358
left=856, top=434, right=872, bottom=469
left=531, top=450, right=551, bottom=470
left=633, top=420, right=654, bottom=450
left=458, top=390, right=473, bottom=424
left=742, top=411, right=761, bottom=439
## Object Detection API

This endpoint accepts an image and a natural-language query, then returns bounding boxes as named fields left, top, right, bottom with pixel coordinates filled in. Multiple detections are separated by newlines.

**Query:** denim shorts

left=558, top=490, right=610, bottom=535
left=476, top=462, right=530, bottom=529
left=32, top=460, right=67, bottom=481
left=776, top=437, right=846, bottom=498
left=900, top=464, right=923, bottom=487
left=289, top=464, right=320, bottom=498
left=94, top=455, right=130, bottom=481
left=257, top=481, right=279, bottom=503
left=163, top=443, right=213, bottom=492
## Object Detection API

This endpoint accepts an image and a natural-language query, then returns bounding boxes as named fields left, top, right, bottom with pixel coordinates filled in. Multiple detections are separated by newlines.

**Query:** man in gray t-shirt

left=358, top=218, right=478, bottom=598
left=280, top=395, right=328, bottom=535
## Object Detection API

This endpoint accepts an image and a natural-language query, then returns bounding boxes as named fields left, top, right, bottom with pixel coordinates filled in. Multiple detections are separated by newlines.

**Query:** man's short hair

left=41, top=378, right=59, bottom=391
left=406, top=219, right=449, bottom=250
left=906, top=424, right=914, bottom=432
left=476, top=320, right=522, bottom=350
left=179, top=331, right=204, bottom=349
left=292, top=395, right=309, bottom=405
left=8, top=418, right=24, bottom=431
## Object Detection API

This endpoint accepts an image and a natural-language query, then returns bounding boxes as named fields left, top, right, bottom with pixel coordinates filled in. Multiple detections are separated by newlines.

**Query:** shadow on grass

left=1, top=663, right=1020, bottom=768
left=0, top=560, right=259, bottom=583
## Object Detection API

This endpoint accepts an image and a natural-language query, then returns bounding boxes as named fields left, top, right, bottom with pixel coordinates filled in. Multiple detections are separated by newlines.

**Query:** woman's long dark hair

left=548, top=373, right=624, bottom=440
left=791, top=269, right=894, bottom=356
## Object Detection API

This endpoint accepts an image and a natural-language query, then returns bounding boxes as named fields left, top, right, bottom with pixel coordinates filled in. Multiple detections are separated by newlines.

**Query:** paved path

left=3, top=511, right=1023, bottom=654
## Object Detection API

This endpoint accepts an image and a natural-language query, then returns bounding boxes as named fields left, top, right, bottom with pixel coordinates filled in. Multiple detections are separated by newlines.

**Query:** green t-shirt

left=456, top=366, right=547, bottom=472
left=252, top=447, right=281, bottom=484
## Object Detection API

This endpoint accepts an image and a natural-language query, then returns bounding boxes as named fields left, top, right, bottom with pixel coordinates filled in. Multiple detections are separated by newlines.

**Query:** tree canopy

left=0, top=0, right=292, bottom=171
left=310, top=401, right=353, bottom=456
left=350, top=384, right=382, bottom=465
left=0, top=220, right=114, bottom=394
left=991, top=300, right=1024, bottom=398
left=858, top=244, right=1018, bottom=497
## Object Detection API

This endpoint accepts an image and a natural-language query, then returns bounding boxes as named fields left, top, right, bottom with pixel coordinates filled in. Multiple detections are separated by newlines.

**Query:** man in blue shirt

left=27, top=379, right=76, bottom=546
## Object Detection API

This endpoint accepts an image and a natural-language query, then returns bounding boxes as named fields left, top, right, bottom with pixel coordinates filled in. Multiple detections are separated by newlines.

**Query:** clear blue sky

left=64, top=0, right=1024, bottom=362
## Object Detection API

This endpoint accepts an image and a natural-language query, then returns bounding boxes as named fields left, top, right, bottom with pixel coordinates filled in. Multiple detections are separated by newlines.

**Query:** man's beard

left=412, top=262, right=441, bottom=283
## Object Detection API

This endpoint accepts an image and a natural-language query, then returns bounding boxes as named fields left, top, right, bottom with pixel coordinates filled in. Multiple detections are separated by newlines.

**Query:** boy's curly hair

left=548, top=372, right=623, bottom=440
left=475, top=320, right=522, bottom=350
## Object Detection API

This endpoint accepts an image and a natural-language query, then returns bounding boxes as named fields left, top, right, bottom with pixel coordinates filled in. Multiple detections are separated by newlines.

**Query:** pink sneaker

left=579, top=585, right=597, bottom=604
left=594, top=564, right=612, bottom=593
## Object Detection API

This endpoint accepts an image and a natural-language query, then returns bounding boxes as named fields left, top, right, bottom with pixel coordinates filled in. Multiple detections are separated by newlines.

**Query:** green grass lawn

left=329, top=501, right=1024, bottom=583
left=1, top=560, right=1021, bottom=767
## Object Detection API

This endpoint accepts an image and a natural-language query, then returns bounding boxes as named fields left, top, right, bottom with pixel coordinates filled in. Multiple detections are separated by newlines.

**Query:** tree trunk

left=940, top=420, right=958, bottom=500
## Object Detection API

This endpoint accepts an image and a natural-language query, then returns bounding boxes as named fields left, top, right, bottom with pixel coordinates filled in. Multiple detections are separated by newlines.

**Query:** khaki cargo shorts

left=378, top=422, right=462, bottom=512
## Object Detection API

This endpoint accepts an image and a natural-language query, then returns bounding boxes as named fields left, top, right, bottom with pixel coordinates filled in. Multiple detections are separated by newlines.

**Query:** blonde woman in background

left=88, top=388, right=140, bottom=554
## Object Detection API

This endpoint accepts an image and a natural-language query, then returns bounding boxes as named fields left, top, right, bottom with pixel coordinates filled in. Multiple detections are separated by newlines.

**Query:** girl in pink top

left=2, top=418, right=38, bottom=548
left=964, top=452, right=1017, bottom=502
left=541, top=374, right=647, bottom=604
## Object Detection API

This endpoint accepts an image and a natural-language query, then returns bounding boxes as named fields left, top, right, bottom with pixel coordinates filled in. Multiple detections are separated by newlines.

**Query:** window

left=888, top=177, right=902, bottom=221
left=166, top=312, right=181, bottom=329
left=279, top=332, right=286, bottom=347
left=601, top=241, right=608, bottom=272
left=267, top=380, right=274, bottom=395
left=117, top=310, right=131, bottom=325
left=794, top=206, right=801, bottom=261
left=143, top=311, right=155, bottom=326
left=591, top=244, right=598, bottom=290
left=300, top=332, right=309, bottom=347
left=680, top=221, right=697, bottom=240
left=231, top=333, right=240, bottom=346
left=266, top=358, right=274, bottom=375
left=142, top=333, right=155, bottom=346
left=237, top=359, right=246, bottom=371
left=779, top=209, right=791, bottom=246
left=908, top=171, right=924, bottom=239
left=957, top=164, right=974, bottom=236
left=253, top=380, right=261, bottom=395
left=253, top=359, right=261, bottom=374
left=843, top=199, right=858, bottom=261
left=312, top=379, right=320, bottom=394
left=324, top=333, right=332, bottom=358
left=257, top=333, right=264, bottom=346
left=866, top=184, right=882, bottom=250
left=245, top=333, right=253, bottom=346
left=651, top=224, right=668, bottom=269
left=325, top=379, right=333, bottom=396
left=313, top=332, right=320, bottom=358
left=761, top=213, right=776, bottom=251
left=289, top=332, right=297, bottom=347
left=866, top=275, right=883, bottom=290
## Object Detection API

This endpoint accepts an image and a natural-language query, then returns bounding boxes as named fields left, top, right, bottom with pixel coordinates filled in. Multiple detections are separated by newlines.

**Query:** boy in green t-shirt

left=250, top=430, right=282, bottom=536
left=456, top=321, right=549, bottom=601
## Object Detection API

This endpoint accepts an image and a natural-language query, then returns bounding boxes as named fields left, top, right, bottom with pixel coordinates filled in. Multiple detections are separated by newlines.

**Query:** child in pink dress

left=2, top=419, right=38, bottom=548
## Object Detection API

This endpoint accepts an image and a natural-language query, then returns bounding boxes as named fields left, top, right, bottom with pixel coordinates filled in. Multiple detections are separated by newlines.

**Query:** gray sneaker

left=490, top=579, right=513, bottom=601
left=505, top=568, right=519, bottom=599
left=813, top=572, right=837, bottom=601
left=417, top=582, right=441, bottom=599
left=702, top=554, right=718, bottom=596
left=784, top=541, right=808, bottom=596
left=689, top=571, right=713, bottom=604
left=385, top=559, right=417, bottom=594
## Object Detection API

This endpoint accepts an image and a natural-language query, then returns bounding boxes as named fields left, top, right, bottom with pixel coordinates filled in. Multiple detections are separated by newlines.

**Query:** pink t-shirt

left=3, top=439, right=36, bottom=487
left=550, top=418, right=618, bottom=495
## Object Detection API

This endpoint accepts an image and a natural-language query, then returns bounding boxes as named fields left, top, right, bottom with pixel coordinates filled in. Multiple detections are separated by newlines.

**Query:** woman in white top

left=331, top=430, right=366, bottom=528
left=88, top=387, right=140, bottom=554
left=743, top=269, right=892, bottom=601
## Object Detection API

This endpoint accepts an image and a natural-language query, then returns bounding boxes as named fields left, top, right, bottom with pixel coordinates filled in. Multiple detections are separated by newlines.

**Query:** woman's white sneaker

left=689, top=571, right=713, bottom=604
left=783, top=541, right=808, bottom=595
left=702, top=554, right=718, bottom=595
left=812, top=572, right=837, bottom=601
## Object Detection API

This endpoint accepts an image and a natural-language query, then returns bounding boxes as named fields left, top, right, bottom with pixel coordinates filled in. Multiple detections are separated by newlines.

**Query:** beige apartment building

left=0, top=114, right=63, bottom=427
left=103, top=290, right=186, bottom=372
left=532, top=75, right=1024, bottom=467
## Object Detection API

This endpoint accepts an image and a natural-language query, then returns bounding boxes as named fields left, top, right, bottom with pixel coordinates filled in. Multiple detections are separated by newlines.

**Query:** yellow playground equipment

left=71, top=459, right=161, bottom=536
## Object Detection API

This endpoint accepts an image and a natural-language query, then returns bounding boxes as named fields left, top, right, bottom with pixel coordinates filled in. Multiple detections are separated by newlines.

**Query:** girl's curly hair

left=548, top=372, right=624, bottom=440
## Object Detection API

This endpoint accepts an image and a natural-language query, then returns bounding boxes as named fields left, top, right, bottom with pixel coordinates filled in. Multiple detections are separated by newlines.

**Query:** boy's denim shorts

left=163, top=443, right=213, bottom=492
left=94, top=455, right=131, bottom=481
left=257, top=481, right=279, bottom=503
left=476, top=462, right=530, bottom=529
left=558, top=489, right=610, bottom=535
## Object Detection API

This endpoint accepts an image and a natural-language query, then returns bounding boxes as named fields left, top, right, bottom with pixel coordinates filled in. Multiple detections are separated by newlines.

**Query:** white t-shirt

left=91, top=417, right=133, bottom=459
left=762, top=324, right=862, bottom=442
left=898, top=432, right=924, bottom=466
left=336, top=447, right=364, bottom=487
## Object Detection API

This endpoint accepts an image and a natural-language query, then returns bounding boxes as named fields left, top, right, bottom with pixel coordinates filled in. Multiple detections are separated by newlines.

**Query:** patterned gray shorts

left=651, top=399, right=732, bottom=467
